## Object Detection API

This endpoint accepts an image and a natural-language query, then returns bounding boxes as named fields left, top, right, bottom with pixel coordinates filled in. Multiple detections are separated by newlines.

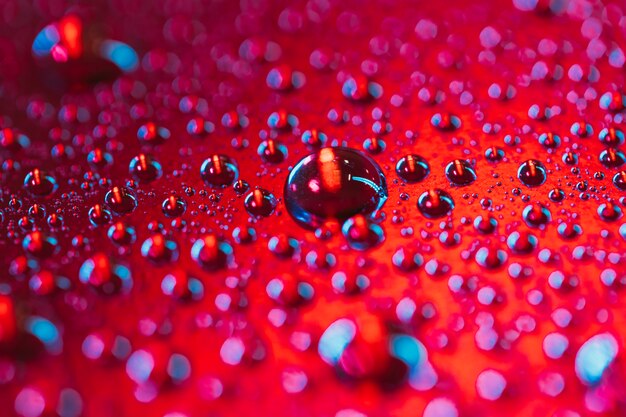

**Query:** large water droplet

left=284, top=147, right=388, bottom=229
left=517, top=160, right=547, bottom=187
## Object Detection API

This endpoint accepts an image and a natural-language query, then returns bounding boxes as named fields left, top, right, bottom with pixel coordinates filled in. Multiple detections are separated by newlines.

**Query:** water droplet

left=129, top=154, right=162, bottom=182
left=200, top=155, right=239, bottom=187
left=137, top=122, right=170, bottom=145
left=161, top=195, right=186, bottom=218
left=538, top=132, right=561, bottom=149
left=417, top=189, right=454, bottom=219
left=284, top=147, right=387, bottom=229
left=107, top=222, right=136, bottom=246
left=598, top=127, right=624, bottom=147
left=475, top=246, right=507, bottom=269
left=22, top=231, right=59, bottom=259
left=597, top=202, right=622, bottom=222
left=104, top=187, right=137, bottom=214
left=517, top=160, right=547, bottom=187
left=88, top=204, right=112, bottom=226
left=301, top=129, right=327, bottom=148
left=396, top=154, right=430, bottom=183
left=431, top=112, right=461, bottom=131
left=244, top=189, right=277, bottom=217
left=484, top=146, right=504, bottom=162
left=599, top=148, right=625, bottom=168
left=191, top=235, right=233, bottom=270
left=141, top=235, right=179, bottom=264
left=557, top=221, right=582, bottom=239
left=548, top=188, right=565, bottom=202
left=79, top=253, right=132, bottom=295
left=257, top=139, right=288, bottom=164
left=474, top=215, right=497, bottom=234
left=613, top=171, right=626, bottom=190
left=445, top=159, right=476, bottom=186
left=506, top=231, right=538, bottom=254
left=341, top=215, right=385, bottom=250
left=23, top=169, right=57, bottom=197
left=522, top=203, right=552, bottom=228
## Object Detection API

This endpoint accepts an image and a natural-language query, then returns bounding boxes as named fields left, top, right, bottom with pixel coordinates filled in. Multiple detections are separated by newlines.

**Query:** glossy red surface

left=0, top=0, right=626, bottom=416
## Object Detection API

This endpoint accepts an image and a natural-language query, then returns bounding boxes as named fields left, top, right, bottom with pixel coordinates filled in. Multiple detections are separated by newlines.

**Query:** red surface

left=1, top=0, right=626, bottom=416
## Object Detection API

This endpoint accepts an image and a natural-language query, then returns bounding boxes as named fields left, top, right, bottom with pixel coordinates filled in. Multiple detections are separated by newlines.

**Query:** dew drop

left=417, top=189, right=455, bottom=219
left=244, top=189, right=277, bottom=217
left=129, top=154, right=162, bottom=183
left=200, top=155, right=239, bottom=187
left=161, top=195, right=186, bottom=218
left=517, top=160, right=547, bottom=187
left=23, top=169, right=58, bottom=197
left=341, top=215, right=385, bottom=250
left=445, top=159, right=476, bottom=186
left=396, top=154, right=430, bottom=183
left=191, top=235, right=233, bottom=270
left=104, top=187, right=137, bottom=215
left=284, top=147, right=387, bottom=229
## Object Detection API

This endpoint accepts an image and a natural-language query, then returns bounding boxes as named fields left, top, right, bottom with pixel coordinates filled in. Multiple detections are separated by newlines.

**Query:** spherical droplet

left=431, top=112, right=461, bottom=131
left=485, top=146, right=504, bottom=162
left=613, top=171, right=626, bottom=190
left=522, top=203, right=552, bottom=228
left=301, top=129, right=327, bottom=148
left=161, top=195, right=187, bottom=218
left=474, top=215, right=497, bottom=234
left=107, top=222, right=136, bottom=246
left=191, top=235, right=233, bottom=270
left=341, top=215, right=385, bottom=250
left=23, top=169, right=58, bottom=197
left=445, top=159, right=476, bottom=186
left=129, top=154, right=162, bottom=182
left=257, top=139, right=288, bottom=164
left=396, top=154, right=430, bottom=183
left=141, top=235, right=179, bottom=264
left=88, top=204, right=112, bottom=226
left=417, top=189, right=455, bottom=219
left=104, top=187, right=137, bottom=214
left=244, top=189, right=277, bottom=217
left=79, top=253, right=132, bottom=295
left=598, top=127, right=624, bottom=147
left=517, top=160, right=547, bottom=187
left=475, top=246, right=507, bottom=269
left=200, top=155, right=239, bottom=187
left=599, top=148, right=625, bottom=168
left=22, top=231, right=59, bottom=259
left=506, top=231, right=538, bottom=254
left=597, top=202, right=623, bottom=222
left=284, top=147, right=388, bottom=229
left=137, top=122, right=170, bottom=145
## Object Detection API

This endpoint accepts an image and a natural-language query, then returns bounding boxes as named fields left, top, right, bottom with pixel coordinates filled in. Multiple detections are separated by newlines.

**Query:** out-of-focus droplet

left=23, top=169, right=58, bottom=197
left=191, top=235, right=233, bottom=270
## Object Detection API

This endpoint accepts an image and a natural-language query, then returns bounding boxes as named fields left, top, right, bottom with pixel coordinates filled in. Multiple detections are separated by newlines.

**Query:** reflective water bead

left=284, top=147, right=387, bottom=229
